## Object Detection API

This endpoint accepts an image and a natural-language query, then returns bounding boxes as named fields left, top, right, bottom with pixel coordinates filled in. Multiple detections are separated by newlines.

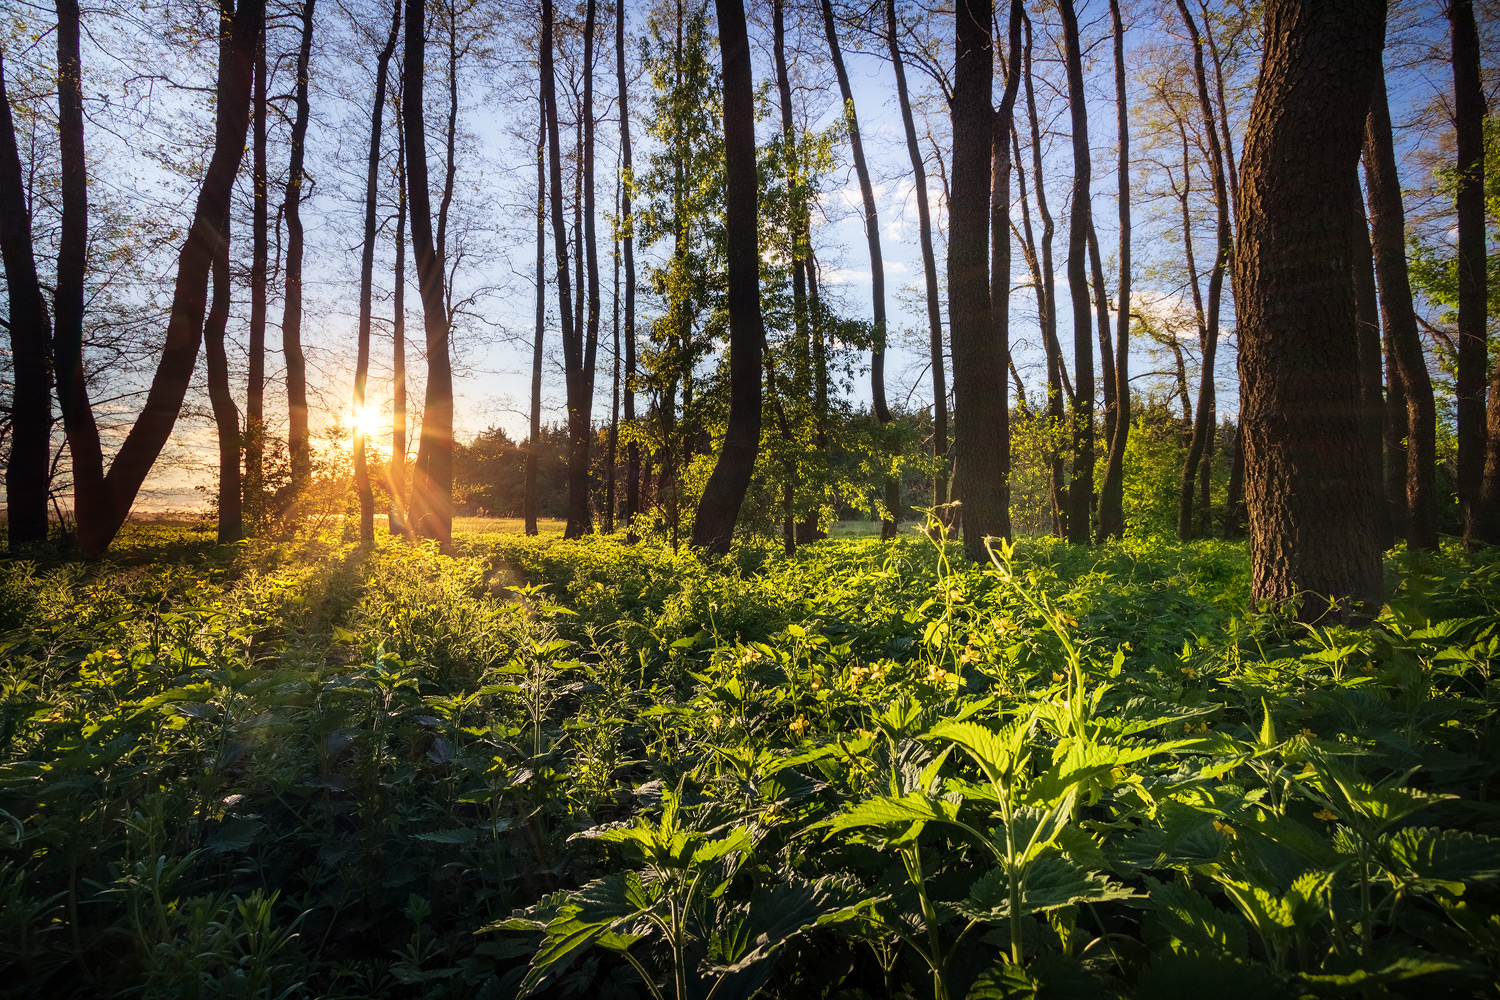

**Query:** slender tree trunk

left=820, top=0, right=898, bottom=537
left=244, top=18, right=267, bottom=523
left=1383, top=328, right=1409, bottom=541
left=204, top=220, right=242, bottom=542
left=569, top=0, right=602, bottom=539
left=1352, top=197, right=1389, bottom=551
left=0, top=47, right=53, bottom=547
left=435, top=0, right=459, bottom=269
left=1449, top=0, right=1489, bottom=545
left=1059, top=0, right=1094, bottom=545
left=1097, top=0, right=1131, bottom=541
left=526, top=93, right=544, bottom=537
left=1234, top=0, right=1385, bottom=615
left=987, top=3, right=1024, bottom=544
left=542, top=0, right=578, bottom=532
left=1222, top=422, right=1245, bottom=536
left=888, top=0, right=950, bottom=514
left=607, top=163, right=620, bottom=534
left=1200, top=4, right=1240, bottom=226
left=354, top=1, right=400, bottom=544
left=617, top=0, right=638, bottom=538
left=404, top=0, right=453, bottom=546
left=1087, top=224, right=1115, bottom=460
left=691, top=0, right=762, bottom=556
left=1364, top=69, right=1438, bottom=550
left=282, top=0, right=315, bottom=489
left=391, top=86, right=409, bottom=535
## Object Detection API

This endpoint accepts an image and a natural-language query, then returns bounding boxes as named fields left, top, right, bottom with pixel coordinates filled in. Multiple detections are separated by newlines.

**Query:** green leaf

left=1147, top=877, right=1248, bottom=959
left=955, top=855, right=1133, bottom=922
left=819, top=793, right=961, bottom=836
left=1382, top=827, right=1500, bottom=887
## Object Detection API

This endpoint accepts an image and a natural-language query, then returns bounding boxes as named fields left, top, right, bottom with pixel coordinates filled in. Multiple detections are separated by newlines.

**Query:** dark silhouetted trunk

left=1364, top=70, right=1437, bottom=550
left=1234, top=0, right=1385, bottom=615
left=1352, top=198, right=1389, bottom=551
left=607, top=165, right=620, bottom=534
left=542, top=0, right=578, bottom=534
left=565, top=0, right=601, bottom=539
left=354, top=1, right=400, bottom=543
left=245, top=19, right=267, bottom=522
left=526, top=94, right=544, bottom=537
left=987, top=2, right=1024, bottom=544
left=690, top=0, right=762, bottom=555
left=0, top=47, right=52, bottom=547
left=1059, top=0, right=1094, bottom=545
left=391, top=87, right=409, bottom=535
left=204, top=221, right=242, bottom=542
left=282, top=0, right=314, bottom=488
left=1097, top=0, right=1131, bottom=541
left=404, top=0, right=453, bottom=545
left=617, top=1, right=638, bottom=538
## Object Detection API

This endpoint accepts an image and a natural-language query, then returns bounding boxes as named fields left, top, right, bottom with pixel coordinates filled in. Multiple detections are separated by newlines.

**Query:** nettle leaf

left=414, top=827, right=476, bottom=846
left=1147, top=877, right=1248, bottom=960
left=1109, top=807, right=1230, bottom=872
left=518, top=874, right=650, bottom=997
left=820, top=793, right=961, bottom=836
left=1382, top=827, right=1500, bottom=887
left=955, top=855, right=1132, bottom=922
left=925, top=718, right=1029, bottom=785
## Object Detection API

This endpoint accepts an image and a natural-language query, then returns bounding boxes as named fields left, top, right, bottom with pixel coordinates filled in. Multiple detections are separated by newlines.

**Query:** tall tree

left=1234, top=0, right=1385, bottom=614
left=282, top=0, right=315, bottom=489
left=819, top=0, right=898, bottom=538
left=690, top=0, right=761, bottom=555
left=391, top=80, right=409, bottom=534
left=1364, top=68, right=1438, bottom=550
left=542, top=0, right=578, bottom=537
left=887, top=0, right=949, bottom=514
left=949, top=0, right=997, bottom=562
left=244, top=15, right=268, bottom=522
left=1059, top=0, right=1094, bottom=544
left=0, top=46, right=53, bottom=548
left=1448, top=0, right=1488, bottom=545
left=617, top=0, right=639, bottom=537
left=404, top=0, right=454, bottom=545
left=1096, top=0, right=1131, bottom=541
left=1352, top=199, right=1389, bottom=551
left=203, top=219, right=242, bottom=542
left=564, top=0, right=602, bottom=540
left=607, top=164, right=621, bottom=534
left=526, top=92, right=545, bottom=537
left=354, top=0, right=401, bottom=543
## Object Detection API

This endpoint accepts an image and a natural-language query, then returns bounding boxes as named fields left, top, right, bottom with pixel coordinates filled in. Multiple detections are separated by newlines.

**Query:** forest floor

left=1, top=523, right=1498, bottom=998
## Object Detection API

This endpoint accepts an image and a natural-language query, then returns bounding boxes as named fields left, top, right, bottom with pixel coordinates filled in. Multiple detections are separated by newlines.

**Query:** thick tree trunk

left=204, top=222, right=242, bottom=543
left=282, top=0, right=314, bottom=489
left=354, top=1, right=400, bottom=544
left=617, top=1, right=638, bottom=538
left=690, top=0, right=762, bottom=556
left=1364, top=70, right=1438, bottom=550
left=820, top=0, right=898, bottom=538
left=1448, top=0, right=1489, bottom=545
left=404, top=0, right=453, bottom=546
left=888, top=0, right=950, bottom=515
left=1059, top=0, right=1094, bottom=545
left=0, top=48, right=53, bottom=548
left=245, top=20, right=267, bottom=522
left=526, top=94, right=544, bottom=537
left=1097, top=0, right=1131, bottom=542
left=1234, top=0, right=1385, bottom=616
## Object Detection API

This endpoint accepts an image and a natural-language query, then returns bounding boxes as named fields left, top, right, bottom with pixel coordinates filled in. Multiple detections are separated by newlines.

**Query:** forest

left=3, top=0, right=1500, bottom=996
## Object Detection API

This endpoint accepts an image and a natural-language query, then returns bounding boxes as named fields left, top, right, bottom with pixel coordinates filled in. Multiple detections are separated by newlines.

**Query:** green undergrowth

left=2, top=523, right=1499, bottom=998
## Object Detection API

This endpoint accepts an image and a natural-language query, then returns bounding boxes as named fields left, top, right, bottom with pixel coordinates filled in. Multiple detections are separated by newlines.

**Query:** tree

left=1233, top=0, right=1385, bottom=615
left=1059, top=0, right=1094, bottom=544
left=354, top=0, right=401, bottom=543
left=282, top=0, right=315, bottom=490
left=1094, top=0, right=1131, bottom=541
left=689, top=0, right=761, bottom=555
left=390, top=75, right=409, bottom=535
left=526, top=90, right=545, bottom=537
left=203, top=210, right=242, bottom=542
left=1364, top=66, right=1438, bottom=550
left=617, top=0, right=639, bottom=537
left=404, top=0, right=454, bottom=545
left=244, top=14, right=268, bottom=522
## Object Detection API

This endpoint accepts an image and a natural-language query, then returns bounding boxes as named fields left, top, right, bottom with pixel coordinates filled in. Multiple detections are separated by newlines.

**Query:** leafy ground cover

left=1, top=522, right=1499, bottom=998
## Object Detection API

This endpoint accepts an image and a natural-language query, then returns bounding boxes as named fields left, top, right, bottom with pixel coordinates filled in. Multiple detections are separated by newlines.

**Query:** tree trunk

left=354, top=0, right=400, bottom=544
left=0, top=47, right=53, bottom=548
left=404, top=0, right=453, bottom=546
left=568, top=0, right=602, bottom=540
left=819, top=0, right=898, bottom=538
left=887, top=0, right=950, bottom=515
left=1059, top=0, right=1094, bottom=545
left=391, top=85, right=409, bottom=536
left=282, top=0, right=315, bottom=489
left=1096, top=0, right=1131, bottom=542
left=1234, top=0, right=1385, bottom=616
left=986, top=1, right=1024, bottom=546
left=1449, top=0, right=1489, bottom=545
left=1364, top=69, right=1438, bottom=550
left=204, top=219, right=242, bottom=542
left=1352, top=196, right=1389, bottom=552
left=542, top=0, right=578, bottom=528
left=607, top=163, right=620, bottom=534
left=690, top=0, right=762, bottom=556
left=526, top=92, right=544, bottom=537
left=1087, top=223, right=1115, bottom=466
left=617, top=0, right=639, bottom=539
left=245, top=18, right=267, bottom=523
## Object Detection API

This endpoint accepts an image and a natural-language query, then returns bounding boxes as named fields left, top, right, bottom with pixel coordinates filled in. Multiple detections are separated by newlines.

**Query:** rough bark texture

left=1448, top=0, right=1488, bottom=544
left=949, top=0, right=997, bottom=562
left=617, top=1, right=638, bottom=538
left=282, top=0, right=315, bottom=489
left=0, top=47, right=53, bottom=547
left=1233, top=0, right=1385, bottom=615
left=1095, top=3, right=1131, bottom=544
left=204, top=221, right=242, bottom=542
left=989, top=1, right=1024, bottom=544
left=1352, top=198, right=1389, bottom=552
left=1364, top=70, right=1438, bottom=550
left=354, top=1, right=400, bottom=544
left=690, top=0, right=762, bottom=556
left=404, top=0, right=453, bottom=546
left=244, top=21, right=267, bottom=521
left=1059, top=0, right=1094, bottom=545
left=526, top=96, right=544, bottom=537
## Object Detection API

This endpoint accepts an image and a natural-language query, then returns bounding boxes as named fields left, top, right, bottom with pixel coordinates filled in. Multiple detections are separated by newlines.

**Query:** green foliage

left=2, top=523, right=1499, bottom=997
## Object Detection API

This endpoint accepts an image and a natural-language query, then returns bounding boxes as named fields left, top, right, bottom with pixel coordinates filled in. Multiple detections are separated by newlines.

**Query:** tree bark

left=0, top=47, right=53, bottom=548
left=1059, top=0, right=1094, bottom=545
left=690, top=0, right=762, bottom=556
left=404, top=0, right=453, bottom=546
left=986, top=1, right=1023, bottom=545
left=565, top=0, right=602, bottom=540
left=354, top=0, right=400, bottom=544
left=526, top=92, right=544, bottom=537
left=617, top=0, right=639, bottom=538
left=1234, top=0, right=1385, bottom=616
left=1352, top=196, right=1389, bottom=551
left=391, top=84, right=409, bottom=535
left=542, top=0, right=578, bottom=533
left=282, top=0, right=315, bottom=489
left=244, top=17, right=267, bottom=523
left=607, top=166, right=620, bottom=536
left=1097, top=0, right=1131, bottom=542
left=1364, top=69, right=1438, bottom=550
left=204, top=219, right=242, bottom=542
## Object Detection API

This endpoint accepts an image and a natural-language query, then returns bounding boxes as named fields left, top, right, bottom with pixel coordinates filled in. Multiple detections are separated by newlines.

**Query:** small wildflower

left=994, top=618, right=1019, bottom=636
left=1314, top=808, right=1339, bottom=822
left=926, top=665, right=949, bottom=684
left=789, top=716, right=810, bottom=736
left=1180, top=666, right=1199, bottom=680
left=1056, top=612, right=1078, bottom=628
left=1212, top=820, right=1238, bottom=839
left=960, top=646, right=981, bottom=665
left=1052, top=671, right=1065, bottom=683
left=1299, top=728, right=1316, bottom=739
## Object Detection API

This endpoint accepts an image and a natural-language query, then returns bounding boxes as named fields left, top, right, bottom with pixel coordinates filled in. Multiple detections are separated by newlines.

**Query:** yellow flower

left=994, top=618, right=1019, bottom=636
left=1299, top=728, right=1316, bottom=739
left=927, top=665, right=948, bottom=684
left=960, top=646, right=981, bottom=665
left=1314, top=808, right=1339, bottom=822
left=789, top=716, right=810, bottom=736
left=1181, top=666, right=1199, bottom=680
left=1212, top=820, right=1238, bottom=839
left=1056, top=612, right=1078, bottom=627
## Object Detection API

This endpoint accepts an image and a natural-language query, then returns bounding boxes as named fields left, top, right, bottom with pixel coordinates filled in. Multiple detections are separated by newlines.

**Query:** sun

left=349, top=403, right=380, bottom=440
